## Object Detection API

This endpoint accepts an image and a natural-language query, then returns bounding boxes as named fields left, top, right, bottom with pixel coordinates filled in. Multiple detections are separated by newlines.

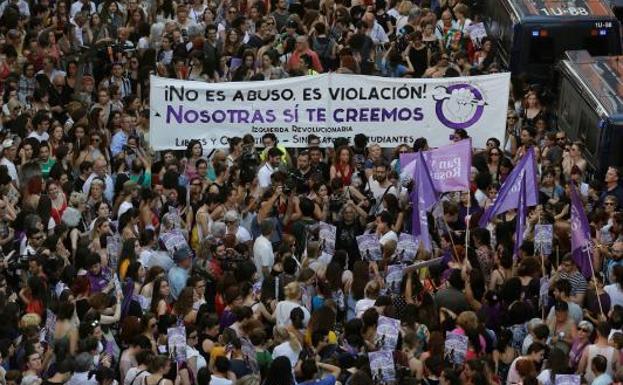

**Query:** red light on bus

left=540, top=30, right=549, bottom=37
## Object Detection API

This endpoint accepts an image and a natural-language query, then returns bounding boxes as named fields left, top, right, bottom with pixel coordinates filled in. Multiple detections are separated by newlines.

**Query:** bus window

left=609, top=125, right=623, bottom=170
left=578, top=108, right=599, bottom=154
left=584, top=35, right=611, bottom=56
left=529, top=36, right=556, bottom=64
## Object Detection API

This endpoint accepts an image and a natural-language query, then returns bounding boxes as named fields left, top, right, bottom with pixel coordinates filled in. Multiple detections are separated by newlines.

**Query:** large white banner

left=149, top=73, right=510, bottom=150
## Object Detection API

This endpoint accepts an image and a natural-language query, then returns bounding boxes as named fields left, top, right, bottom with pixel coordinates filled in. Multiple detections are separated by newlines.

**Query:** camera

left=284, top=171, right=306, bottom=195
left=238, top=144, right=259, bottom=184
left=329, top=192, right=347, bottom=213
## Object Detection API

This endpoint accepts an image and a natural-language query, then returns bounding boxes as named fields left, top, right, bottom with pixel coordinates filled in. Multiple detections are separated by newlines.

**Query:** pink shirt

left=451, top=327, right=487, bottom=361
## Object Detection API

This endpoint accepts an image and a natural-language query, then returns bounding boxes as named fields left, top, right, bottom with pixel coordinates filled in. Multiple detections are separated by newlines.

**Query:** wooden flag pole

left=586, top=246, right=605, bottom=317
left=465, top=190, right=471, bottom=252
left=442, top=215, right=461, bottom=264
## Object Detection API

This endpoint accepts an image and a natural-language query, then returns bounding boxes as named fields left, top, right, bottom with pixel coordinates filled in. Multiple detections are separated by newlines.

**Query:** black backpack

left=313, top=36, right=334, bottom=69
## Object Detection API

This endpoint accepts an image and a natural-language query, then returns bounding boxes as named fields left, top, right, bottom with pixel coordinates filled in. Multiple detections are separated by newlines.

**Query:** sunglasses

left=579, top=328, right=591, bottom=332
left=490, top=152, right=500, bottom=156
left=605, top=202, right=616, bottom=206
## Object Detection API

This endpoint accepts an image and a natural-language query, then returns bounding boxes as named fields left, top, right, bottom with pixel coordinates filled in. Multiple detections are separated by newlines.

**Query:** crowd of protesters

left=0, top=0, right=622, bottom=384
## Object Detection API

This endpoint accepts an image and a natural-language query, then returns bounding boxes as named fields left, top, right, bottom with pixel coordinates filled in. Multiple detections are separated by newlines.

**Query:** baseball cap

left=286, top=20, right=297, bottom=29
left=173, top=245, right=192, bottom=263
left=2, top=138, right=14, bottom=149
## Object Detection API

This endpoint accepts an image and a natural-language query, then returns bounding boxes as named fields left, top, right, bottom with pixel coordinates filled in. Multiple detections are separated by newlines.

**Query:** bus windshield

left=525, top=22, right=619, bottom=65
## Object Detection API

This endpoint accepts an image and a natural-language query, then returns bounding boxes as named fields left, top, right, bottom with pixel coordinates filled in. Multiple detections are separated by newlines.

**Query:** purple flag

left=570, top=182, right=593, bottom=279
left=411, top=151, right=439, bottom=251
left=513, top=174, right=527, bottom=259
left=401, top=139, right=472, bottom=192
left=479, top=147, right=539, bottom=227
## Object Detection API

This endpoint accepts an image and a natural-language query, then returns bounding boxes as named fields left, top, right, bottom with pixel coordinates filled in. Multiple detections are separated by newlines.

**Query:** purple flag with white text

left=513, top=174, right=527, bottom=259
left=411, top=151, right=440, bottom=251
left=479, top=147, right=539, bottom=227
left=570, top=182, right=593, bottom=279
left=401, top=139, right=472, bottom=192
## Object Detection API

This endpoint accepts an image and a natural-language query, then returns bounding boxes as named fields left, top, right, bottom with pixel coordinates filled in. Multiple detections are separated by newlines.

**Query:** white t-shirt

left=474, top=189, right=487, bottom=208
left=70, top=0, right=96, bottom=18
left=186, top=345, right=207, bottom=372
left=605, top=284, right=623, bottom=308
left=368, top=179, right=397, bottom=214
left=258, top=163, right=276, bottom=189
left=309, top=256, right=330, bottom=275
left=253, top=235, right=274, bottom=275
left=274, top=300, right=311, bottom=327
left=0, top=157, right=18, bottom=186
left=272, top=341, right=301, bottom=369
left=27, top=130, right=49, bottom=142
left=118, top=201, right=134, bottom=218
left=209, top=376, right=232, bottom=385
left=355, top=298, right=376, bottom=318
left=379, top=231, right=398, bottom=246
left=229, top=226, right=251, bottom=243
left=536, top=369, right=553, bottom=385
left=507, top=356, right=527, bottom=385
left=124, top=368, right=150, bottom=385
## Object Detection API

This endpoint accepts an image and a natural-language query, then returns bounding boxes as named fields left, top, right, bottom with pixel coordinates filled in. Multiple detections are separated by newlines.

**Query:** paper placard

left=319, top=222, right=337, bottom=255
left=356, top=234, right=382, bottom=261
left=376, top=316, right=401, bottom=351
left=555, top=374, right=581, bottom=385
left=369, top=350, right=396, bottom=383
left=535, top=224, right=554, bottom=256
left=160, top=228, right=189, bottom=255
left=167, top=326, right=187, bottom=363
left=467, top=22, right=487, bottom=47
left=397, top=233, right=419, bottom=262
left=385, top=264, right=404, bottom=294
left=445, top=332, right=469, bottom=365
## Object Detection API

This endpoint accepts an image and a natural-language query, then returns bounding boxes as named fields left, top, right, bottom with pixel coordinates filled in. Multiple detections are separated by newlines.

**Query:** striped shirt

left=559, top=271, right=588, bottom=297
